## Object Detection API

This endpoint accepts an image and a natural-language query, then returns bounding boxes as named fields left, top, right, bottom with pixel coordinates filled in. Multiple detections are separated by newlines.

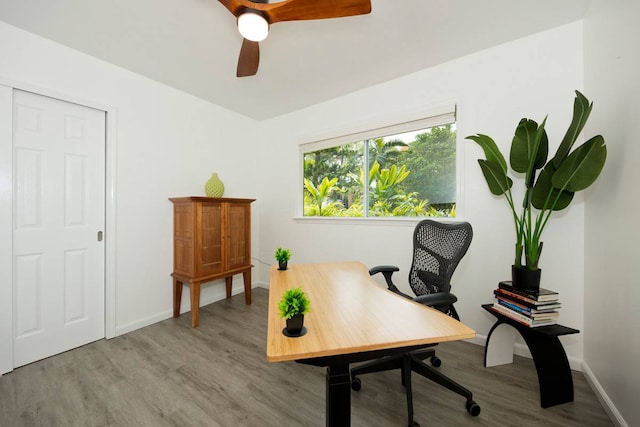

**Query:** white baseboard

left=582, top=362, right=628, bottom=427
left=114, top=283, right=261, bottom=336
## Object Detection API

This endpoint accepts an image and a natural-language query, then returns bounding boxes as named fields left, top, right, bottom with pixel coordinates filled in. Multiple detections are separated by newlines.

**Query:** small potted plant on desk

left=275, top=247, right=292, bottom=270
left=278, top=287, right=311, bottom=337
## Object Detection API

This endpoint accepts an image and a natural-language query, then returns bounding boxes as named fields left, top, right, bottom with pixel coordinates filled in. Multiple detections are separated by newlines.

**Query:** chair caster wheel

left=351, top=377, right=362, bottom=391
left=430, top=356, right=441, bottom=367
left=466, top=401, right=481, bottom=416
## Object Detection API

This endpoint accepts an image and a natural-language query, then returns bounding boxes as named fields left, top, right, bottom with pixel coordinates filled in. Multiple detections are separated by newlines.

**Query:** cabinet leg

left=190, top=283, right=201, bottom=328
left=173, top=279, right=183, bottom=318
left=225, top=276, right=233, bottom=299
left=243, top=270, right=251, bottom=305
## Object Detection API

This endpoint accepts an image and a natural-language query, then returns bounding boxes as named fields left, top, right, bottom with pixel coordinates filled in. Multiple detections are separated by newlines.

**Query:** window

left=301, top=111, right=457, bottom=218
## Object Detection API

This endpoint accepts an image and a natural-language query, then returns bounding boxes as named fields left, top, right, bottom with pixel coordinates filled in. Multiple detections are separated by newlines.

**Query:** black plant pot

left=512, top=265, right=542, bottom=291
left=278, top=261, right=288, bottom=271
left=283, top=314, right=306, bottom=337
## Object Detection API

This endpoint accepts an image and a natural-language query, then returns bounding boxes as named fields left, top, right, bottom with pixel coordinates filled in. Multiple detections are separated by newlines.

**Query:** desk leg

left=326, top=364, right=351, bottom=427
left=521, top=332, right=574, bottom=408
left=243, top=270, right=252, bottom=305
left=190, top=283, right=201, bottom=328
left=173, top=279, right=183, bottom=318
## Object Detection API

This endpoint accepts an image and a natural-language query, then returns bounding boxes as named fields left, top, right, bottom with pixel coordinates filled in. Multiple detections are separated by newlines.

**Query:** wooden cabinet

left=169, top=197, right=255, bottom=327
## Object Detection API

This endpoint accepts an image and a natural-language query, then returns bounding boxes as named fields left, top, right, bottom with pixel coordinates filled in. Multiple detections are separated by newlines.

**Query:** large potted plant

left=278, top=287, right=311, bottom=337
left=466, top=91, right=607, bottom=290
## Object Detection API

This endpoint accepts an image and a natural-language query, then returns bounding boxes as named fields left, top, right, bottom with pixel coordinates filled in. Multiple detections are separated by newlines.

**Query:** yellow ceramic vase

left=205, top=173, right=225, bottom=197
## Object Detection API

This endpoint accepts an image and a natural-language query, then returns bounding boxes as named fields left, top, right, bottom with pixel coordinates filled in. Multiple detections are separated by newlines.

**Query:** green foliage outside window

left=302, top=124, right=457, bottom=217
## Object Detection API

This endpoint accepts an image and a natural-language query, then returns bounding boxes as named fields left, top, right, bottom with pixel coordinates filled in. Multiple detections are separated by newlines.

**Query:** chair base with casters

left=351, top=348, right=480, bottom=427
left=353, top=220, right=480, bottom=427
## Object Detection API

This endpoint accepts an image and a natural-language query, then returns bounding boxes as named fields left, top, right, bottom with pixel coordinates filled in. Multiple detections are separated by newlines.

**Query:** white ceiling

left=0, top=0, right=591, bottom=120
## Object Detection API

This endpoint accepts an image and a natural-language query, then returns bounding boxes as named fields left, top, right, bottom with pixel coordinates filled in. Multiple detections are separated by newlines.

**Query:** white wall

left=0, top=20, right=260, bottom=368
left=583, top=1, right=640, bottom=426
left=0, top=84, right=13, bottom=374
left=256, top=22, right=587, bottom=362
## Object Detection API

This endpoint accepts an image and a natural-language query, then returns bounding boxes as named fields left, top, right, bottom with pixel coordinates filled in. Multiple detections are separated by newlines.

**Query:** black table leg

left=301, top=345, right=440, bottom=426
left=482, top=307, right=578, bottom=409
left=326, top=363, right=351, bottom=427
left=520, top=331, right=574, bottom=407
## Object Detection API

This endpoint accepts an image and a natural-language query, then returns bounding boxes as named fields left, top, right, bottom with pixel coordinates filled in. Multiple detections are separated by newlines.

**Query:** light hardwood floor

left=0, top=288, right=612, bottom=427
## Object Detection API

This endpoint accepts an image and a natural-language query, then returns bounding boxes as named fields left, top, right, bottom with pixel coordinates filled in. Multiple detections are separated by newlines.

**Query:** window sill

left=293, top=216, right=459, bottom=227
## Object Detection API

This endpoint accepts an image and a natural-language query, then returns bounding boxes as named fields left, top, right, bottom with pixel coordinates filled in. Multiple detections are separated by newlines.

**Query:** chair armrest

left=369, top=265, right=400, bottom=276
left=414, top=292, right=458, bottom=308
left=368, top=265, right=412, bottom=300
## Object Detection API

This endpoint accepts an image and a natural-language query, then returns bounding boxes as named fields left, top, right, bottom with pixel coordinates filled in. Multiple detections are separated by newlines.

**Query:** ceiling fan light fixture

left=237, top=10, right=269, bottom=42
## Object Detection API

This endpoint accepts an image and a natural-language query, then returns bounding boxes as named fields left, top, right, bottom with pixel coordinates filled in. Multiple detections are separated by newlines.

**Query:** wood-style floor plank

left=0, top=288, right=612, bottom=426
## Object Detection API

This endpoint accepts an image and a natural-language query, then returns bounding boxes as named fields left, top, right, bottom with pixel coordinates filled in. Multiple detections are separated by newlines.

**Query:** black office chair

left=351, top=220, right=480, bottom=427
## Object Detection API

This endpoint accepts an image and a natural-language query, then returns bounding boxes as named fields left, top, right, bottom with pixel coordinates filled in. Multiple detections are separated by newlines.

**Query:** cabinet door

left=198, top=202, right=224, bottom=276
left=173, top=202, right=195, bottom=276
left=226, top=202, right=251, bottom=270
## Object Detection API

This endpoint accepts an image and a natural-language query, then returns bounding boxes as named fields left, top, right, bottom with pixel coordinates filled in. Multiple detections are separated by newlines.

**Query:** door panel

left=227, top=203, right=250, bottom=270
left=12, top=90, right=106, bottom=367
left=14, top=253, right=43, bottom=337
left=199, top=203, right=223, bottom=275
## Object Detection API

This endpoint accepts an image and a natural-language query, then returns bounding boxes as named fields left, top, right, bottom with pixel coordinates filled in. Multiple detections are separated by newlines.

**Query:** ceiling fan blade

left=237, top=38, right=260, bottom=77
left=265, top=0, right=371, bottom=23
left=218, top=0, right=245, bottom=16
left=218, top=0, right=371, bottom=22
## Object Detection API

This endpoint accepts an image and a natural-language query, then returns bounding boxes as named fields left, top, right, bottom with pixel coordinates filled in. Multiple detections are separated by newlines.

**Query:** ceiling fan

left=217, top=0, right=372, bottom=77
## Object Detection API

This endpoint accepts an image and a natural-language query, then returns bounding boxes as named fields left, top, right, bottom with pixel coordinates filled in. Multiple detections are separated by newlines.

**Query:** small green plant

left=274, top=247, right=292, bottom=263
left=278, top=287, right=311, bottom=319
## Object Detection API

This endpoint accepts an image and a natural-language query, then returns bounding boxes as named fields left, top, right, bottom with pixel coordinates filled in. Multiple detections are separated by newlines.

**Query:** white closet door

left=13, top=90, right=106, bottom=367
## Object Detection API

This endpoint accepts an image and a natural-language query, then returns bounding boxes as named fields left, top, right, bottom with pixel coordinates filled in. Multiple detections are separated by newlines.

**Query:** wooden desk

left=267, top=262, right=476, bottom=426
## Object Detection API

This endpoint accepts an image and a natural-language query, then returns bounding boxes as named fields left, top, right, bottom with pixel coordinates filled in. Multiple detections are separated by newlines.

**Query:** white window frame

left=297, top=106, right=459, bottom=222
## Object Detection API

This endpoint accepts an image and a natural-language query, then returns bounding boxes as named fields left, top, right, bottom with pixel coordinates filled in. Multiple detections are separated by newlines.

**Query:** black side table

left=482, top=304, right=579, bottom=408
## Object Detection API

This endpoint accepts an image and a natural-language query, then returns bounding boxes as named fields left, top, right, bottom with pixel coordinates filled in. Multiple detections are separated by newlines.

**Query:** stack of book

left=492, top=281, right=561, bottom=327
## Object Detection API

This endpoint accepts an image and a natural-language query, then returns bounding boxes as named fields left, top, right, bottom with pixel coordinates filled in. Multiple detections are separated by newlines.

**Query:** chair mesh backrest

left=408, top=220, right=473, bottom=296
